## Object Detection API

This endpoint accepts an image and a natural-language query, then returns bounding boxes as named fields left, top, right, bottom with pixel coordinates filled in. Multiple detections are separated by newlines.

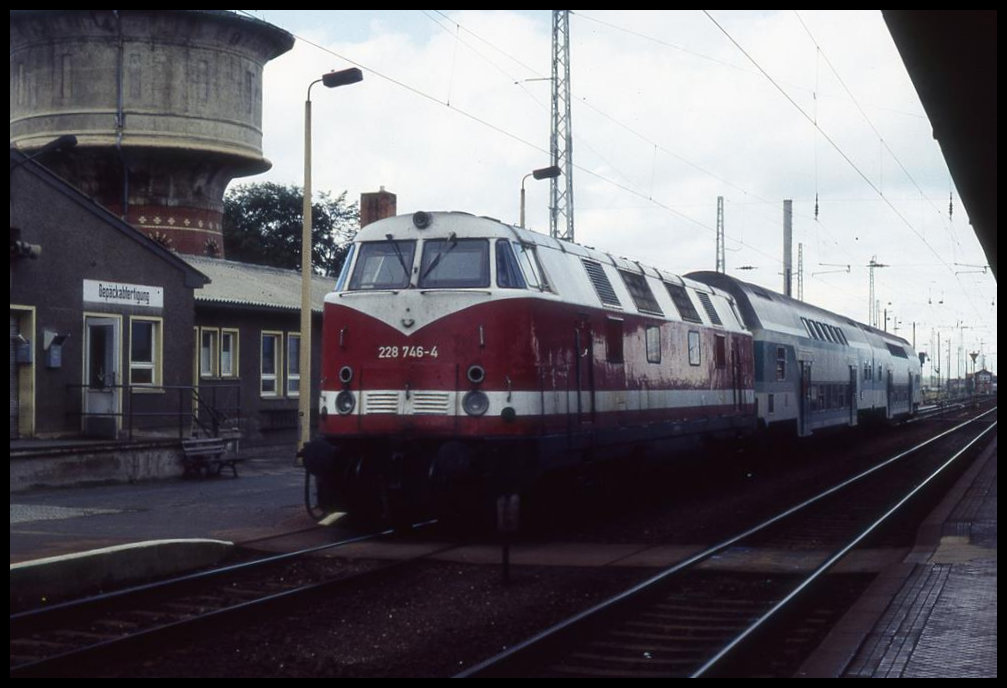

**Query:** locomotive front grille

left=363, top=391, right=400, bottom=414
left=411, top=391, right=452, bottom=415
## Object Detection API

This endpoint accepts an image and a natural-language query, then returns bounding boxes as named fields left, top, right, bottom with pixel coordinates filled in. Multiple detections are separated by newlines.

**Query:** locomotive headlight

left=335, top=390, right=356, bottom=415
left=462, top=390, right=489, bottom=416
left=338, top=365, right=354, bottom=386
left=466, top=364, right=486, bottom=385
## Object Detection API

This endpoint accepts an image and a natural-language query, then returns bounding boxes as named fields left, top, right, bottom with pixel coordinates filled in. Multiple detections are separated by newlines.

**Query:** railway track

left=457, top=407, right=996, bottom=678
left=9, top=519, right=438, bottom=677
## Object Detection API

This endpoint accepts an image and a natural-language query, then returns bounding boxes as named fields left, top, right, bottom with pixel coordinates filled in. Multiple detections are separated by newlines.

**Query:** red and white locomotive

left=302, top=210, right=920, bottom=520
left=304, top=210, right=755, bottom=519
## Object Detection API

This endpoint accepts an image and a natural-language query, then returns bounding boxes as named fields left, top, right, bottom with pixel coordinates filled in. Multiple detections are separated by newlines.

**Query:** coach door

left=83, top=315, right=121, bottom=437
left=886, top=369, right=894, bottom=419
left=848, top=365, right=858, bottom=426
left=798, top=359, right=812, bottom=437
left=574, top=319, right=595, bottom=424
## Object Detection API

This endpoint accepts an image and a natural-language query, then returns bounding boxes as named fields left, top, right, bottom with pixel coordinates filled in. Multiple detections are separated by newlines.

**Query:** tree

left=222, top=182, right=359, bottom=276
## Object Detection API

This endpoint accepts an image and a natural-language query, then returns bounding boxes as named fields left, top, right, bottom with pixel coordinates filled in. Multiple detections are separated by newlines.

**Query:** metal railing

left=66, top=383, right=242, bottom=440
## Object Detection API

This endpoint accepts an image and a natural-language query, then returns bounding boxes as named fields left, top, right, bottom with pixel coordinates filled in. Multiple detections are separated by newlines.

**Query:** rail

left=457, top=406, right=997, bottom=677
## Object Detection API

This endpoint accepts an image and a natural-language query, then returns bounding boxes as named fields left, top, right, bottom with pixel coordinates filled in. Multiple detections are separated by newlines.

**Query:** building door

left=83, top=315, right=120, bottom=437
left=9, top=313, right=18, bottom=439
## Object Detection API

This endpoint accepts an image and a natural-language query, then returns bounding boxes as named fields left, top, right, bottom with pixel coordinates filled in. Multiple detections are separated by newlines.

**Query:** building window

left=286, top=333, right=301, bottom=397
left=646, top=325, right=661, bottom=364
left=688, top=330, right=701, bottom=366
left=200, top=328, right=218, bottom=378
left=220, top=329, right=239, bottom=378
left=261, top=332, right=282, bottom=397
left=776, top=346, right=787, bottom=381
left=129, top=317, right=161, bottom=385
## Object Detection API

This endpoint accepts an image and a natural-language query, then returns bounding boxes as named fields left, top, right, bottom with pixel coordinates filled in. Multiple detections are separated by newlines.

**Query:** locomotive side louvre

left=688, top=271, right=922, bottom=436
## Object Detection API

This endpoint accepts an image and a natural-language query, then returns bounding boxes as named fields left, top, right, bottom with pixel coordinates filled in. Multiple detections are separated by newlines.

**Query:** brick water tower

left=10, top=10, right=293, bottom=257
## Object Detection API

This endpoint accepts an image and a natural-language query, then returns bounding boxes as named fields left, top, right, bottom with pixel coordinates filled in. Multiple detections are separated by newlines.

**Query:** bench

left=181, top=437, right=244, bottom=478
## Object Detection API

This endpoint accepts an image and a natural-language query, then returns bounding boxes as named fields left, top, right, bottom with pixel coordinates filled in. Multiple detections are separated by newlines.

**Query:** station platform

left=9, top=437, right=997, bottom=677
left=801, top=436, right=997, bottom=678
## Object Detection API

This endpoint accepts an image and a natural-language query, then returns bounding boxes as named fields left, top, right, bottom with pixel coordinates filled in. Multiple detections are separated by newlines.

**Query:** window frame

left=129, top=316, right=162, bottom=387
left=286, top=332, right=301, bottom=398
left=199, top=327, right=219, bottom=379
left=260, top=330, right=283, bottom=398
left=220, top=328, right=239, bottom=378
left=645, top=325, right=662, bottom=364
left=688, top=330, right=701, bottom=366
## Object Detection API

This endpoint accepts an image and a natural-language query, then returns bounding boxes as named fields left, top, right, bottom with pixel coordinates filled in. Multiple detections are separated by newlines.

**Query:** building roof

left=184, top=255, right=334, bottom=313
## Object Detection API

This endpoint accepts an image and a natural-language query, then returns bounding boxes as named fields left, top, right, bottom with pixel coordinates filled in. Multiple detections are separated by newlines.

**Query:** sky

left=235, top=10, right=996, bottom=378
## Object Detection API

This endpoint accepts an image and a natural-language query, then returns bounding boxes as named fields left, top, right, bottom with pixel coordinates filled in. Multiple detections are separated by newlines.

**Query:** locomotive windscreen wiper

left=420, top=232, right=458, bottom=282
left=384, top=234, right=412, bottom=286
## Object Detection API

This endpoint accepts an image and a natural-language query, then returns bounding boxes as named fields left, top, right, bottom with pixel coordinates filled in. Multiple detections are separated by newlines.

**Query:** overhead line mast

left=550, top=10, right=575, bottom=241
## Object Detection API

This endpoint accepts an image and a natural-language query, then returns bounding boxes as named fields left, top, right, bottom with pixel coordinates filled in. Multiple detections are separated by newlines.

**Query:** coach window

left=495, top=239, right=527, bottom=289
left=605, top=317, right=624, bottom=363
left=261, top=331, right=282, bottom=397
left=776, top=346, right=787, bottom=380
left=646, top=325, right=661, bottom=364
left=419, top=238, right=489, bottom=288
left=220, top=329, right=239, bottom=378
left=714, top=334, right=727, bottom=369
left=129, top=317, right=162, bottom=386
left=200, top=328, right=219, bottom=378
left=286, top=333, right=301, bottom=397
left=688, top=330, right=701, bottom=366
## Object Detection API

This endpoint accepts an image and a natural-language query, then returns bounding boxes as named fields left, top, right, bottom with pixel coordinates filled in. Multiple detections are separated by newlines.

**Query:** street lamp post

left=300, top=68, right=363, bottom=454
left=520, top=165, right=561, bottom=228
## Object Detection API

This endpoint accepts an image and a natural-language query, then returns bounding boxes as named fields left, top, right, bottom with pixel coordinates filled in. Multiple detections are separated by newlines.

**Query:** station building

left=8, top=11, right=362, bottom=486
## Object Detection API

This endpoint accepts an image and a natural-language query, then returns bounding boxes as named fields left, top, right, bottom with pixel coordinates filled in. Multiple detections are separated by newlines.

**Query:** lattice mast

left=716, top=196, right=725, bottom=273
left=550, top=10, right=575, bottom=241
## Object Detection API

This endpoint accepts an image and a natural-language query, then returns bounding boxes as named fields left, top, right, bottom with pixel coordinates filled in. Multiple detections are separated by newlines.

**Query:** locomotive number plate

left=377, top=345, right=439, bottom=359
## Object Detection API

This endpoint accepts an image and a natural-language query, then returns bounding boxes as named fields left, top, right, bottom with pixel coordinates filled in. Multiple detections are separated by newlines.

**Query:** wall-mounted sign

left=83, top=279, right=163, bottom=309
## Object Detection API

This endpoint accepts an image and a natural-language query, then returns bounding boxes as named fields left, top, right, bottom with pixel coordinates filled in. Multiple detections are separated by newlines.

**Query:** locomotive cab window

left=495, top=239, right=526, bottom=289
left=418, top=238, right=489, bottom=289
left=349, top=240, right=416, bottom=290
left=333, top=243, right=356, bottom=291
left=514, top=242, right=552, bottom=292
